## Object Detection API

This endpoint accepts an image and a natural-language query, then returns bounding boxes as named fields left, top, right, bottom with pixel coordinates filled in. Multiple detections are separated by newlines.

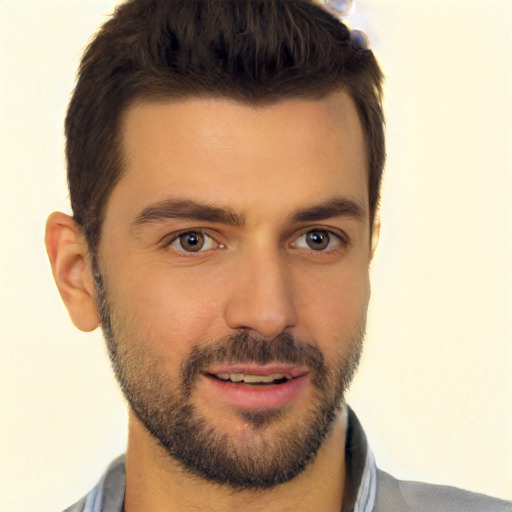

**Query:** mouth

left=200, top=365, right=309, bottom=409
left=207, top=372, right=293, bottom=386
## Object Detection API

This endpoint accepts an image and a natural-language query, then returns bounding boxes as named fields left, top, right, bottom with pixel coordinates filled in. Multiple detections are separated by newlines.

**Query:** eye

left=167, top=231, right=218, bottom=253
left=293, top=230, right=343, bottom=251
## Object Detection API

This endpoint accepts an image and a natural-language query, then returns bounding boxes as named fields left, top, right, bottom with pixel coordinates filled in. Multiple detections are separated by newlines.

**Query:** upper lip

left=205, top=364, right=309, bottom=379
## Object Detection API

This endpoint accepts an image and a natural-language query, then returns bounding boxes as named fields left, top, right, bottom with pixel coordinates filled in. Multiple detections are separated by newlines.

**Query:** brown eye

left=178, top=232, right=205, bottom=252
left=292, top=229, right=344, bottom=253
left=167, top=231, right=220, bottom=254
left=305, top=230, right=330, bottom=250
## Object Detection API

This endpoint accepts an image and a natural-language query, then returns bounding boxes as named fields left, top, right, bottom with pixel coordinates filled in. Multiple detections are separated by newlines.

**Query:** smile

left=208, top=372, right=293, bottom=385
left=201, top=365, right=310, bottom=409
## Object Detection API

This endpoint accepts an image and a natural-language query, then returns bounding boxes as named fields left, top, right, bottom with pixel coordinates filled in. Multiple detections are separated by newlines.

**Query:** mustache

left=181, top=331, right=327, bottom=393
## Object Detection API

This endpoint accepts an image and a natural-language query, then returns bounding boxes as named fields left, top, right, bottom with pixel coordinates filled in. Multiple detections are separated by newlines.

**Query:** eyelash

left=292, top=229, right=348, bottom=252
left=163, top=230, right=224, bottom=255
left=163, top=228, right=349, bottom=255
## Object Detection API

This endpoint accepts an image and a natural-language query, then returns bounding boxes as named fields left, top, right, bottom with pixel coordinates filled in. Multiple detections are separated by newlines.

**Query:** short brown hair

left=66, top=0, right=384, bottom=253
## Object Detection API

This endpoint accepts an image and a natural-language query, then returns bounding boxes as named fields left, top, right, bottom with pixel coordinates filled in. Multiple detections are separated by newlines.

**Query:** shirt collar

left=343, top=406, right=377, bottom=512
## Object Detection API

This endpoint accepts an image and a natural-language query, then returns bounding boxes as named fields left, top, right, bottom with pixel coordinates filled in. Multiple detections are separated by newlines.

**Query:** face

left=94, top=92, right=374, bottom=489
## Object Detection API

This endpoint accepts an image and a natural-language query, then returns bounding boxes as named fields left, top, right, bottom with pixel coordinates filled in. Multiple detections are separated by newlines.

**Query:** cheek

left=109, top=262, right=228, bottom=350
left=292, top=264, right=370, bottom=344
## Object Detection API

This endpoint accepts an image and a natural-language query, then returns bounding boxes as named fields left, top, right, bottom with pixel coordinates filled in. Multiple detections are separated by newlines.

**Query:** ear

left=45, top=212, right=100, bottom=332
left=370, top=215, right=381, bottom=260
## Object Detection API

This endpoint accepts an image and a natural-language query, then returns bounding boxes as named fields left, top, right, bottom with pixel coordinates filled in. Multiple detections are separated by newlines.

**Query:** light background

left=0, top=0, right=511, bottom=510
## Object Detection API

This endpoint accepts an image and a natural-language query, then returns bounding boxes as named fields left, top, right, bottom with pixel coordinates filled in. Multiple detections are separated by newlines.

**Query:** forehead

left=109, top=91, right=368, bottom=223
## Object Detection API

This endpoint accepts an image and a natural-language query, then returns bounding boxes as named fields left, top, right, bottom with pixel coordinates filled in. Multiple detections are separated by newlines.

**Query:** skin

left=45, top=90, right=380, bottom=512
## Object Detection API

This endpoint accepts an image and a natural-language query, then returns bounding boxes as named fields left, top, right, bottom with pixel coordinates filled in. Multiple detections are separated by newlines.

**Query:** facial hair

left=93, top=260, right=365, bottom=490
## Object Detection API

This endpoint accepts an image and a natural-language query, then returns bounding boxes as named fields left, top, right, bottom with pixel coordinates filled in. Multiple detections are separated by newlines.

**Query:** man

left=44, top=1, right=511, bottom=511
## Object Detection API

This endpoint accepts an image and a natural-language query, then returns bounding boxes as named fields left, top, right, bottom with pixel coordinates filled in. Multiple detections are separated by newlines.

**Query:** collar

left=77, top=406, right=377, bottom=512
left=343, top=406, right=377, bottom=512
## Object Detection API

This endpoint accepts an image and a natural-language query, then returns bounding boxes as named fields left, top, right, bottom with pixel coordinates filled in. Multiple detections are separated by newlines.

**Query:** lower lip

left=202, top=374, right=308, bottom=409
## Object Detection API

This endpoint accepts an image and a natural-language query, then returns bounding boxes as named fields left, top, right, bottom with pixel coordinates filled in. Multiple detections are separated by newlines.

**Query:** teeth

left=243, top=373, right=284, bottom=383
left=214, top=372, right=292, bottom=384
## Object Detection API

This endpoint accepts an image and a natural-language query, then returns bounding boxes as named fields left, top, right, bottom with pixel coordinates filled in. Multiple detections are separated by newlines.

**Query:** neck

left=124, top=408, right=348, bottom=512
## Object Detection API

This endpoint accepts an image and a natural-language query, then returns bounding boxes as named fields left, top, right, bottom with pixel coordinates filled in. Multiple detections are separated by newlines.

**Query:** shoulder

left=374, top=469, right=512, bottom=512
left=63, top=495, right=87, bottom=512
left=63, top=454, right=126, bottom=512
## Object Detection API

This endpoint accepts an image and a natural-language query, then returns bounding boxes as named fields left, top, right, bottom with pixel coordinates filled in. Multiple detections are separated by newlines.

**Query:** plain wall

left=0, top=1, right=510, bottom=510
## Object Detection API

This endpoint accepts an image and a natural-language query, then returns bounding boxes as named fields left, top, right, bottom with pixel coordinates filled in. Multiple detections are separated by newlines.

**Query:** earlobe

left=45, top=212, right=100, bottom=332
left=370, top=216, right=381, bottom=260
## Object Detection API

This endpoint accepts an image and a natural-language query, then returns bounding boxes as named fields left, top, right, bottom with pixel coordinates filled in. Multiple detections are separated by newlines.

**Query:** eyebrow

left=290, top=197, right=366, bottom=223
left=131, top=196, right=366, bottom=230
left=131, top=199, right=246, bottom=228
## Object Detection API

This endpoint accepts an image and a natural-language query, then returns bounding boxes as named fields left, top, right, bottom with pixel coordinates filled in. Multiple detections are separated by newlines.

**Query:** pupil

left=180, top=232, right=204, bottom=252
left=307, top=231, right=329, bottom=250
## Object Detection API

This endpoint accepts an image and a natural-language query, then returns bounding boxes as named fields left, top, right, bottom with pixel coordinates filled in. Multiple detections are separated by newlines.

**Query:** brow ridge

left=132, top=199, right=246, bottom=228
left=131, top=196, right=366, bottom=231
left=290, top=197, right=366, bottom=223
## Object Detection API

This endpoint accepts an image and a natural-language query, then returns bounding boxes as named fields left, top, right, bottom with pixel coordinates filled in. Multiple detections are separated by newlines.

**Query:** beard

left=93, top=261, right=365, bottom=490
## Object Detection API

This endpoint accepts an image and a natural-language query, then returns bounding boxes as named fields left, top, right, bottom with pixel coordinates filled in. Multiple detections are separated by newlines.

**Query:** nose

left=224, top=247, right=298, bottom=340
